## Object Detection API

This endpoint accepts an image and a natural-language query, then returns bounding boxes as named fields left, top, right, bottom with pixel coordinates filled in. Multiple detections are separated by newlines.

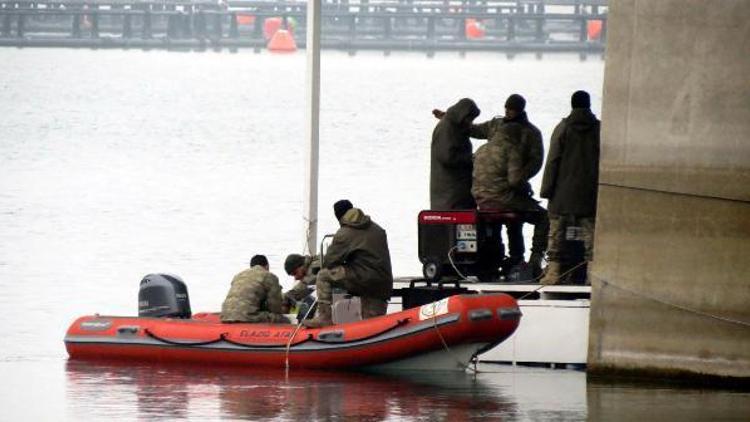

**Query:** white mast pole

left=304, top=0, right=322, bottom=255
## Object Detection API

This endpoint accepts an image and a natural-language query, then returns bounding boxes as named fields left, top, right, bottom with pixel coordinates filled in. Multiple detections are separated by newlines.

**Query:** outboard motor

left=138, top=273, right=192, bottom=318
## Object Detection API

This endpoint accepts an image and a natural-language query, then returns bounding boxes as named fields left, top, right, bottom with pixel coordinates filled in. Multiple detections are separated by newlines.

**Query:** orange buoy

left=237, top=14, right=255, bottom=26
left=263, top=17, right=283, bottom=40
left=465, top=18, right=486, bottom=40
left=587, top=19, right=602, bottom=40
left=267, top=29, right=297, bottom=53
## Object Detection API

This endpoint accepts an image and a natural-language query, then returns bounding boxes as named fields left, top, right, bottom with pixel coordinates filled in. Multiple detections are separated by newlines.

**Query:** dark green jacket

left=541, top=108, right=601, bottom=216
left=323, top=208, right=393, bottom=300
left=430, top=98, right=481, bottom=210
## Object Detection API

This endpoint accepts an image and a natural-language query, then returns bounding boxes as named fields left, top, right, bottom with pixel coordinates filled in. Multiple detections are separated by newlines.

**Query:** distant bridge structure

left=0, top=0, right=607, bottom=54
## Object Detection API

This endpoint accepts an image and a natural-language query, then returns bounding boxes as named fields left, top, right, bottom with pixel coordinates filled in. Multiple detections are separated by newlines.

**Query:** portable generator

left=417, top=209, right=517, bottom=282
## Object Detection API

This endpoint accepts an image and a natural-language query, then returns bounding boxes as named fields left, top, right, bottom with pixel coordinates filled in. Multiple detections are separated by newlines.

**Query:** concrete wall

left=588, top=0, right=750, bottom=379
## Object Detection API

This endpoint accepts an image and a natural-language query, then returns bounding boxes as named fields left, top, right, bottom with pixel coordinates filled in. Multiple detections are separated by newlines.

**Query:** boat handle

left=468, top=309, right=493, bottom=321
left=497, top=307, right=523, bottom=320
left=313, top=318, right=410, bottom=344
left=117, top=326, right=140, bottom=336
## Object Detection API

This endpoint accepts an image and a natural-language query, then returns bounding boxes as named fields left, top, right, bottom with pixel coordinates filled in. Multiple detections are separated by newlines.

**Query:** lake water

left=1, top=48, right=748, bottom=420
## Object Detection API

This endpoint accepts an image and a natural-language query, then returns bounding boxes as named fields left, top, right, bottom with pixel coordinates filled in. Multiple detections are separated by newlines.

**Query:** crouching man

left=221, top=254, right=290, bottom=324
left=282, top=253, right=321, bottom=303
left=304, top=200, right=394, bottom=328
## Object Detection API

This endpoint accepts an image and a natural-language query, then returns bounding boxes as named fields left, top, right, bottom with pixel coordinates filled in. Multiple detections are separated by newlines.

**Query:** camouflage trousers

left=547, top=214, right=595, bottom=262
left=316, top=266, right=388, bottom=319
left=225, top=312, right=290, bottom=324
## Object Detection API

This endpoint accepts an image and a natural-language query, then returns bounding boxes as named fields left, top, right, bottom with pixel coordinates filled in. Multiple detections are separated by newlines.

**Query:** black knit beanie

left=333, top=199, right=353, bottom=221
left=571, top=90, right=591, bottom=108
left=504, top=94, right=526, bottom=112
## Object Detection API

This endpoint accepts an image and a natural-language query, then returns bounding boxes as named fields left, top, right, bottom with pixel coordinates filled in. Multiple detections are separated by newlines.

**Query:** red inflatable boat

left=65, top=294, right=521, bottom=371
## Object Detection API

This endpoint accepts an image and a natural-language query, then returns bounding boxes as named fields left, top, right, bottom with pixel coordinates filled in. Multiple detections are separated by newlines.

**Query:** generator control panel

left=455, top=224, right=477, bottom=252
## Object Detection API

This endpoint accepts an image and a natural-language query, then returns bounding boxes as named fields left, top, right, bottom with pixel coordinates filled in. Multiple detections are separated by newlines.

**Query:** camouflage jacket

left=284, top=255, right=321, bottom=302
left=220, top=265, right=285, bottom=322
left=470, top=111, right=544, bottom=186
left=471, top=123, right=535, bottom=210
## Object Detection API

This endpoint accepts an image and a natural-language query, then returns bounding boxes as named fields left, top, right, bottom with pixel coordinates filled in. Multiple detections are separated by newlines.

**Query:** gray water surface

left=1, top=48, right=748, bottom=420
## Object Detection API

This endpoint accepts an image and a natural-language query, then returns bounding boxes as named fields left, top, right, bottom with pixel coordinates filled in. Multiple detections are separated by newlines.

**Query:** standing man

left=430, top=98, right=481, bottom=210
left=540, top=91, right=600, bottom=285
left=221, top=255, right=290, bottom=324
left=304, top=200, right=394, bottom=328
left=472, top=122, right=549, bottom=277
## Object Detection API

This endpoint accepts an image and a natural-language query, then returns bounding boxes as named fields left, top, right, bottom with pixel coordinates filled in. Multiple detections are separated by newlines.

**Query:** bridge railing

left=0, top=0, right=607, bottom=52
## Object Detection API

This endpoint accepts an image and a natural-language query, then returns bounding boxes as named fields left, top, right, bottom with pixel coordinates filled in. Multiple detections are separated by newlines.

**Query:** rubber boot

left=528, top=253, right=544, bottom=279
left=302, top=302, right=333, bottom=328
left=540, top=261, right=561, bottom=285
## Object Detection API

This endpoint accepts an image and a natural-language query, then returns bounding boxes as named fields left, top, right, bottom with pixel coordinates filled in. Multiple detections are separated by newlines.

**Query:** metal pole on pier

left=304, top=0, right=321, bottom=255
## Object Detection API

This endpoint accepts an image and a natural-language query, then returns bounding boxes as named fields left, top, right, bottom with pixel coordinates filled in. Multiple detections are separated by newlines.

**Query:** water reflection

left=65, top=360, right=518, bottom=421
left=54, top=359, right=750, bottom=421
left=587, top=377, right=750, bottom=421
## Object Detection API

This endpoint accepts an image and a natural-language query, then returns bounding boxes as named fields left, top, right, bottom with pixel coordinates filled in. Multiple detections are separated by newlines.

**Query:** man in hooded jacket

left=540, top=91, right=600, bottom=285
left=303, top=200, right=394, bottom=328
left=430, top=98, right=481, bottom=210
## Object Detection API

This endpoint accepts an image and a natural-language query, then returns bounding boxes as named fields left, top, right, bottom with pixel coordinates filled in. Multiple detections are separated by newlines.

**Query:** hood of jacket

left=445, top=98, right=480, bottom=126
left=566, top=108, right=598, bottom=131
left=340, top=208, right=371, bottom=229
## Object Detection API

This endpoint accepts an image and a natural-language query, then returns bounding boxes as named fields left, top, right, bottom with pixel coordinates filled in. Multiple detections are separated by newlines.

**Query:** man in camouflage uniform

left=469, top=94, right=544, bottom=269
left=540, top=91, right=600, bottom=285
left=221, top=255, right=290, bottom=324
left=434, top=94, right=544, bottom=268
left=304, top=200, right=394, bottom=328
left=282, top=253, right=321, bottom=302
left=472, top=122, right=549, bottom=277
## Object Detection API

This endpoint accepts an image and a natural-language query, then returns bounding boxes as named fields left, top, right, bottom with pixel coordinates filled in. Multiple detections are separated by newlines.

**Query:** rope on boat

left=143, top=328, right=227, bottom=347
left=144, top=328, right=315, bottom=349
left=428, top=300, right=480, bottom=374
left=592, top=274, right=750, bottom=329
left=285, top=296, right=319, bottom=371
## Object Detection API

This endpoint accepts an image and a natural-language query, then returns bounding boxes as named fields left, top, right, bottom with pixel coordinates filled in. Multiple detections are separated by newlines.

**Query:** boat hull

left=65, top=294, right=521, bottom=370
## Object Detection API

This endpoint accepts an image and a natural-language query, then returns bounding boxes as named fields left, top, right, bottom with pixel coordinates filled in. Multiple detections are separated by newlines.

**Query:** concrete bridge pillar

left=589, top=0, right=750, bottom=381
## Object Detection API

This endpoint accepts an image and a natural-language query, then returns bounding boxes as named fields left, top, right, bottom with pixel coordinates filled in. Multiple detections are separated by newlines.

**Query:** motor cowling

left=138, top=273, right=192, bottom=318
